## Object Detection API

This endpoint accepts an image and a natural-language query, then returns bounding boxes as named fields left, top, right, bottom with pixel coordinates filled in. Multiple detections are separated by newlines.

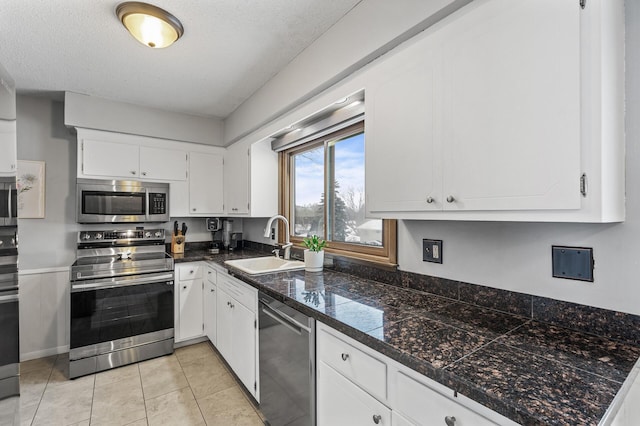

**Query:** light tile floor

left=0, top=342, right=264, bottom=426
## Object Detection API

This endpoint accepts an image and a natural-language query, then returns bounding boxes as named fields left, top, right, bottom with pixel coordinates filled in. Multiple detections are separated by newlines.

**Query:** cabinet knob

left=130, top=171, right=136, bottom=175
left=210, top=289, right=215, bottom=292
left=192, top=208, right=197, bottom=212
left=182, top=285, right=187, bottom=289
left=446, top=195, right=455, bottom=203
left=444, top=416, right=456, bottom=426
left=341, top=353, right=349, bottom=361
left=426, top=196, right=435, bottom=204
left=142, top=171, right=147, bottom=176
left=189, top=270, right=194, bottom=274
left=372, top=414, right=382, bottom=424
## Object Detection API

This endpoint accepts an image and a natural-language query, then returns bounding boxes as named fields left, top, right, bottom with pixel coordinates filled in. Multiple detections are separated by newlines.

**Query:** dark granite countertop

left=175, top=249, right=640, bottom=425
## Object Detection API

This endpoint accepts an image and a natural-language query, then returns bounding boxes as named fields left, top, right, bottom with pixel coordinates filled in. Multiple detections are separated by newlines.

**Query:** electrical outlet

left=271, top=228, right=275, bottom=240
left=552, top=246, right=594, bottom=282
left=423, top=239, right=443, bottom=264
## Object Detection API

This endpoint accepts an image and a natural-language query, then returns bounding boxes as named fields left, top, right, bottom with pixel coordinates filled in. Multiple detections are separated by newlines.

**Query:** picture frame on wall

left=17, top=160, right=45, bottom=219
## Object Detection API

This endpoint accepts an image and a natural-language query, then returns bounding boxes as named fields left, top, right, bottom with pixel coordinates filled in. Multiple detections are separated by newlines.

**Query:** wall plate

left=552, top=246, right=594, bottom=282
left=423, top=239, right=443, bottom=264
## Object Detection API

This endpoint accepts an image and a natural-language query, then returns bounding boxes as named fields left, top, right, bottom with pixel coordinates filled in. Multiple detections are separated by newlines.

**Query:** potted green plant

left=302, top=235, right=326, bottom=272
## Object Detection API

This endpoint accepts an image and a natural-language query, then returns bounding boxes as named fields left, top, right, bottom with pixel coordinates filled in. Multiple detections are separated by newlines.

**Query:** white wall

left=65, top=92, right=224, bottom=146
left=17, top=96, right=79, bottom=269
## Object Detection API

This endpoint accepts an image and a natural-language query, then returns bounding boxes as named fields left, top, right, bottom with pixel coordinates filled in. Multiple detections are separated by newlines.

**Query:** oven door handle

left=71, top=273, right=175, bottom=292
left=0, top=293, right=18, bottom=303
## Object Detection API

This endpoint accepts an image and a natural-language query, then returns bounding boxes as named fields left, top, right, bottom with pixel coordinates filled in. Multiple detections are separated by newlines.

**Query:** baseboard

left=173, top=336, right=208, bottom=349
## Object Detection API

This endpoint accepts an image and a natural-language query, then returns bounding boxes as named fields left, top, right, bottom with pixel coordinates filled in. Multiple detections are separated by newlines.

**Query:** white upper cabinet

left=440, top=0, right=580, bottom=212
left=77, top=129, right=187, bottom=182
left=81, top=139, right=139, bottom=178
left=139, top=146, right=187, bottom=181
left=189, top=151, right=224, bottom=215
left=223, top=138, right=278, bottom=217
left=365, top=0, right=624, bottom=222
left=223, top=140, right=250, bottom=215
left=0, top=120, right=17, bottom=174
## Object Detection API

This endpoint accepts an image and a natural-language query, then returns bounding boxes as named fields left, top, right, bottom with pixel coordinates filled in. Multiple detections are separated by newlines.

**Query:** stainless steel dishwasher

left=259, top=292, right=315, bottom=426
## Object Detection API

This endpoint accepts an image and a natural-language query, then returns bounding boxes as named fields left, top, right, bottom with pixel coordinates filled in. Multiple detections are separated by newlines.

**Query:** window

left=280, top=121, right=397, bottom=265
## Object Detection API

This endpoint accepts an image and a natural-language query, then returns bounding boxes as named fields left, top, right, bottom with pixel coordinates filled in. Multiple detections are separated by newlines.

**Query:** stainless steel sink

left=224, top=257, right=305, bottom=275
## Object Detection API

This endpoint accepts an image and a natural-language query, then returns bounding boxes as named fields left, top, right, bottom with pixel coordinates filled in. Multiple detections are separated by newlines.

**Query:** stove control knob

left=82, top=233, right=91, bottom=240
left=154, top=231, right=163, bottom=238
left=145, top=231, right=152, bottom=238
left=95, top=233, right=103, bottom=240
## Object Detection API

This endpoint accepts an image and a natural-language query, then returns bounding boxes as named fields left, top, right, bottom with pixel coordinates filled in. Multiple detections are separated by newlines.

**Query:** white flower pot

left=304, top=249, right=324, bottom=272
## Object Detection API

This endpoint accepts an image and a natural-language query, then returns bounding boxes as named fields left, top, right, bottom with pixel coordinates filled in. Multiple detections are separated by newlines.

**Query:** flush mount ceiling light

left=116, top=2, right=184, bottom=48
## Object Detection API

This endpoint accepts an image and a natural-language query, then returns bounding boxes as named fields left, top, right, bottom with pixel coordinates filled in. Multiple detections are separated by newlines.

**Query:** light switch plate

left=423, top=239, right=443, bottom=264
left=552, top=246, right=594, bottom=282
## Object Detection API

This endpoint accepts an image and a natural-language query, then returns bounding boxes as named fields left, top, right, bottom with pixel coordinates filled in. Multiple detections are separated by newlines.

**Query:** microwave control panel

left=149, top=193, right=167, bottom=215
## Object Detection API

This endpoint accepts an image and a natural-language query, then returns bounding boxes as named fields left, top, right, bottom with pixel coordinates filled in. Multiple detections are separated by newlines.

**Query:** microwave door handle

left=7, top=183, right=12, bottom=219
left=145, top=187, right=149, bottom=221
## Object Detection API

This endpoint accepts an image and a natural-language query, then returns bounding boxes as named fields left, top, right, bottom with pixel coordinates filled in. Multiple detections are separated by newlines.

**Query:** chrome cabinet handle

left=372, top=414, right=382, bottom=424
left=426, top=197, right=435, bottom=204
left=445, top=416, right=456, bottom=426
left=341, top=353, right=349, bottom=361
left=446, top=195, right=455, bottom=203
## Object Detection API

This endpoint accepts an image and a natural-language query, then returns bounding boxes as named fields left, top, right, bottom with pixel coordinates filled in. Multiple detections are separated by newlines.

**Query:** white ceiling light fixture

left=116, top=2, right=184, bottom=49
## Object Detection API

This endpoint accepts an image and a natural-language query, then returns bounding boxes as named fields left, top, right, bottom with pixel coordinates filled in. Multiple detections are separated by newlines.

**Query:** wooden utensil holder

left=171, top=232, right=185, bottom=254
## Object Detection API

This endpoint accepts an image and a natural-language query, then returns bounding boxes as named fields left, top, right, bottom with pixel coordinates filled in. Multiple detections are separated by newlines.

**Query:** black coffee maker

left=206, top=218, right=223, bottom=253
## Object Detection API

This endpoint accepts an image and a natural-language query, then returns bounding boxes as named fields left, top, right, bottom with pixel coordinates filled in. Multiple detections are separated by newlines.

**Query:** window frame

left=279, top=121, right=397, bottom=265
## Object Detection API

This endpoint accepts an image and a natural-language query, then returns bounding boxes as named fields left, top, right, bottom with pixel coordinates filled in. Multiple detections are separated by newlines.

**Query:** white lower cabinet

left=175, top=263, right=205, bottom=343
left=215, top=272, right=258, bottom=400
left=316, top=322, right=517, bottom=426
left=203, top=266, right=217, bottom=345
left=318, top=361, right=391, bottom=426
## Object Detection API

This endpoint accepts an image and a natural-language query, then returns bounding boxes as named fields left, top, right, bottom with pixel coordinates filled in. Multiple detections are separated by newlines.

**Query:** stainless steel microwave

left=76, top=179, right=170, bottom=224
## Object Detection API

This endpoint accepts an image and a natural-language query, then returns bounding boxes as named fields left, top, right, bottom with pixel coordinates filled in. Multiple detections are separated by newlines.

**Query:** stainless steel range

left=69, top=228, right=174, bottom=379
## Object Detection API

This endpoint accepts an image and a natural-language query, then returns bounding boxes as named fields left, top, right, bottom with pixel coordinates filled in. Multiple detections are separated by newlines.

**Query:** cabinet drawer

left=205, top=267, right=216, bottom=285
left=317, top=328, right=387, bottom=401
left=217, top=274, right=256, bottom=312
left=177, top=263, right=203, bottom=281
left=395, top=371, right=497, bottom=426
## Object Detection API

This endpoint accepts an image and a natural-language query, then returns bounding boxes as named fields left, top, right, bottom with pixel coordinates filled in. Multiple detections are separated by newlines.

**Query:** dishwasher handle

left=259, top=301, right=310, bottom=335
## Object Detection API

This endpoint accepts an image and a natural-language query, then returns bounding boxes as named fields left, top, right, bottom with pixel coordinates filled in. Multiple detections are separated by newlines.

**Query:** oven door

left=0, top=289, right=19, bottom=399
left=70, top=272, right=174, bottom=353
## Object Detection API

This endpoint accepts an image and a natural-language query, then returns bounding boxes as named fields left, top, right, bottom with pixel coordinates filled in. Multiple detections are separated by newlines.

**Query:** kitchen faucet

left=264, top=215, right=293, bottom=260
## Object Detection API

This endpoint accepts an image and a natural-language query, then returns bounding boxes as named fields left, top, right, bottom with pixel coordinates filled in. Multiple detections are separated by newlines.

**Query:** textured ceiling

left=0, top=0, right=362, bottom=118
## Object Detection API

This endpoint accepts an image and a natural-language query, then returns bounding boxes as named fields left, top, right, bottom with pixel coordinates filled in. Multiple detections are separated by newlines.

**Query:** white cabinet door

left=317, top=361, right=391, bottom=426
left=139, top=146, right=187, bottom=181
left=82, top=139, right=139, bottom=178
left=216, top=288, right=233, bottom=361
left=0, top=120, right=16, bottom=174
left=204, top=268, right=217, bottom=345
left=189, top=152, right=224, bottom=215
left=366, top=34, right=442, bottom=213
left=177, top=279, right=203, bottom=341
left=223, top=142, right=249, bottom=215
left=394, top=371, right=497, bottom=426
left=230, top=300, right=256, bottom=395
left=440, top=0, right=581, bottom=211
